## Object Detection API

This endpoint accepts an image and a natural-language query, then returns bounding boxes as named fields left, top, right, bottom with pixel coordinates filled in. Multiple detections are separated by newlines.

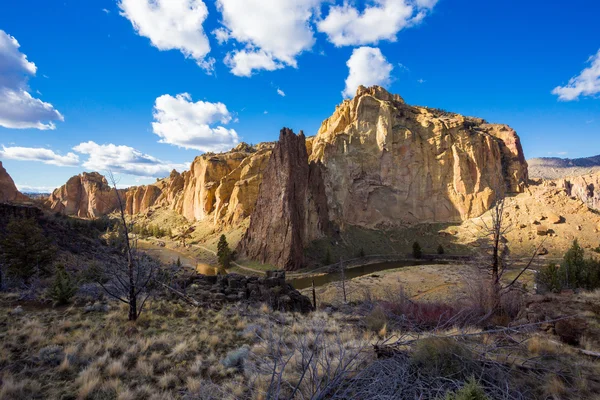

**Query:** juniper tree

left=49, top=264, right=77, bottom=305
left=217, top=234, right=232, bottom=268
left=0, top=217, right=55, bottom=284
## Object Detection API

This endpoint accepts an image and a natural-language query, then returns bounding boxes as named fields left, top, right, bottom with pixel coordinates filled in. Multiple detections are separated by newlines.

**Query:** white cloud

left=102, top=8, right=110, bottom=14
left=552, top=49, right=600, bottom=101
left=152, top=93, right=239, bottom=152
left=215, top=0, right=320, bottom=76
left=277, top=88, right=286, bottom=97
left=0, top=30, right=63, bottom=130
left=224, top=49, right=284, bottom=77
left=0, top=146, right=79, bottom=166
left=73, top=141, right=187, bottom=178
left=16, top=185, right=56, bottom=193
left=118, top=0, right=214, bottom=72
left=343, top=47, right=393, bottom=98
left=317, top=0, right=436, bottom=47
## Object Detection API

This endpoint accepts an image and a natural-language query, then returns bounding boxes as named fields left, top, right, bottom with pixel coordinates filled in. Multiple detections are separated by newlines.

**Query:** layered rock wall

left=560, top=173, right=600, bottom=212
left=238, top=128, right=330, bottom=271
left=309, top=85, right=528, bottom=227
left=46, top=172, right=121, bottom=218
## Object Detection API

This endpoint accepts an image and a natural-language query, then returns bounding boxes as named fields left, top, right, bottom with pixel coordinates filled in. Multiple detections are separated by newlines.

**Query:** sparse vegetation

left=536, top=240, right=600, bottom=292
left=0, top=217, right=55, bottom=285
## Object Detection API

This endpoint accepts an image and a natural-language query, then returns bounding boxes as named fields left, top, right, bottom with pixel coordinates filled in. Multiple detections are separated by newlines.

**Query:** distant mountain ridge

left=528, top=154, right=600, bottom=179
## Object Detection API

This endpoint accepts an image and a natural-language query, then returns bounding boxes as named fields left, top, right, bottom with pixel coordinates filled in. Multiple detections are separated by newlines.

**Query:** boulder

left=547, top=212, right=563, bottom=224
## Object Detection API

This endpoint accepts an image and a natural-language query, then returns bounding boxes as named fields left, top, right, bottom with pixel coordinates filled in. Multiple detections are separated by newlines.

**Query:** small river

left=289, top=260, right=433, bottom=290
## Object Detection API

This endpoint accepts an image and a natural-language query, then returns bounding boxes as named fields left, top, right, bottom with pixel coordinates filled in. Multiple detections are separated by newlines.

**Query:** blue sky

left=0, top=0, right=599, bottom=192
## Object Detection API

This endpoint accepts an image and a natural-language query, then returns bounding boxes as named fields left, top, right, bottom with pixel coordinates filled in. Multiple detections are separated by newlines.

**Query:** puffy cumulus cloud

left=118, top=0, right=214, bottom=72
left=0, top=30, right=63, bottom=130
left=317, top=0, right=437, bottom=47
left=224, top=49, right=285, bottom=77
left=152, top=93, right=239, bottom=152
left=215, top=0, right=320, bottom=76
left=73, top=141, right=187, bottom=178
left=0, top=146, right=79, bottom=166
left=552, top=49, right=600, bottom=101
left=343, top=47, right=393, bottom=98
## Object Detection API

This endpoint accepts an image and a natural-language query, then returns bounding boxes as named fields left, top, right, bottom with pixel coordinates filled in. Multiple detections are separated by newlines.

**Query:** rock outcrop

left=560, top=173, right=600, bottom=212
left=47, top=144, right=273, bottom=224
left=185, top=271, right=313, bottom=313
left=309, top=85, right=528, bottom=227
left=238, top=128, right=330, bottom=271
left=0, top=162, right=28, bottom=203
left=46, top=172, right=121, bottom=218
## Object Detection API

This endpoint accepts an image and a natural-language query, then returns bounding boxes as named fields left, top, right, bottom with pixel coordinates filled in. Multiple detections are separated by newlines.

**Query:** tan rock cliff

left=559, top=173, right=600, bottom=212
left=0, top=162, right=28, bottom=203
left=47, top=172, right=121, bottom=218
left=309, top=85, right=528, bottom=227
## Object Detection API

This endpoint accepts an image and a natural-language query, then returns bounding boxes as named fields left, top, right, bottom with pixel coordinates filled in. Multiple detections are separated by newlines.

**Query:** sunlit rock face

left=47, top=172, right=121, bottom=218
left=0, top=162, right=28, bottom=203
left=560, top=173, right=600, bottom=212
left=309, top=85, right=528, bottom=228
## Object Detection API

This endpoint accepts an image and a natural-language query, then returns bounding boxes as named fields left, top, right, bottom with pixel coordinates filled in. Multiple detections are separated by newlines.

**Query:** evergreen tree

left=49, top=264, right=77, bottom=305
left=562, top=240, right=585, bottom=288
left=176, top=257, right=182, bottom=268
left=324, top=248, right=332, bottom=265
left=0, top=218, right=55, bottom=283
left=217, top=235, right=232, bottom=268
left=413, top=242, right=423, bottom=259
left=437, top=244, right=445, bottom=255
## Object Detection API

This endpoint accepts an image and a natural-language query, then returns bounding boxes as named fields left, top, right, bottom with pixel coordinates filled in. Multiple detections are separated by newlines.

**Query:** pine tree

left=49, top=264, right=77, bottom=305
left=412, top=241, right=423, bottom=259
left=437, top=244, right=445, bottom=255
left=217, top=235, right=231, bottom=268
left=0, top=218, right=55, bottom=283
left=563, top=240, right=585, bottom=288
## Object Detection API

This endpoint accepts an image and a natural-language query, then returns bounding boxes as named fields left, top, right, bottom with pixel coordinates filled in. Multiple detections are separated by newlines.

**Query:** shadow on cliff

left=303, top=223, right=474, bottom=269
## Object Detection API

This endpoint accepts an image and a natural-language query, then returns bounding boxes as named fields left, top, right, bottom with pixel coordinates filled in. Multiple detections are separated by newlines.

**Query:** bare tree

left=92, top=172, right=159, bottom=321
left=478, top=196, right=545, bottom=316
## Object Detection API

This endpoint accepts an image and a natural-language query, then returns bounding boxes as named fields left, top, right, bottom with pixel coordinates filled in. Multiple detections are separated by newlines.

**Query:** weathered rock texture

left=47, top=172, right=121, bottom=218
left=185, top=271, right=313, bottom=313
left=239, top=129, right=330, bottom=271
left=560, top=173, right=600, bottom=212
left=0, top=162, right=28, bottom=203
left=309, top=85, right=528, bottom=227
left=47, top=144, right=273, bottom=224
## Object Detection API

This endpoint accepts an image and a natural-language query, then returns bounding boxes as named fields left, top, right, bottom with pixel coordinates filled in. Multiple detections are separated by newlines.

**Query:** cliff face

left=238, top=129, right=330, bottom=271
left=560, top=173, right=600, bottom=212
left=48, top=144, right=273, bottom=224
left=309, top=85, right=528, bottom=227
left=47, top=172, right=121, bottom=218
left=0, top=162, right=28, bottom=203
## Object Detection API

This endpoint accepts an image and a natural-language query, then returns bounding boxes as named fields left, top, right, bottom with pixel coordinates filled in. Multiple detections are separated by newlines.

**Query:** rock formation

left=47, top=143, right=273, bottom=224
left=309, top=85, right=528, bottom=227
left=46, top=172, right=121, bottom=218
left=238, top=128, right=330, bottom=271
left=0, top=162, right=28, bottom=203
left=560, top=173, right=600, bottom=212
left=186, top=271, right=313, bottom=313
left=529, top=154, right=600, bottom=179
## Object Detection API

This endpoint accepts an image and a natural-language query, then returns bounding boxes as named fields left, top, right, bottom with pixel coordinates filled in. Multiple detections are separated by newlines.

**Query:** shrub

left=555, top=318, right=587, bottom=345
left=445, top=378, right=489, bottom=400
left=413, top=242, right=423, bottom=259
left=221, top=345, right=249, bottom=370
left=437, top=244, right=445, bottom=255
left=364, top=305, right=388, bottom=333
left=562, top=240, right=585, bottom=288
left=49, top=264, right=77, bottom=305
left=411, top=337, right=474, bottom=377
